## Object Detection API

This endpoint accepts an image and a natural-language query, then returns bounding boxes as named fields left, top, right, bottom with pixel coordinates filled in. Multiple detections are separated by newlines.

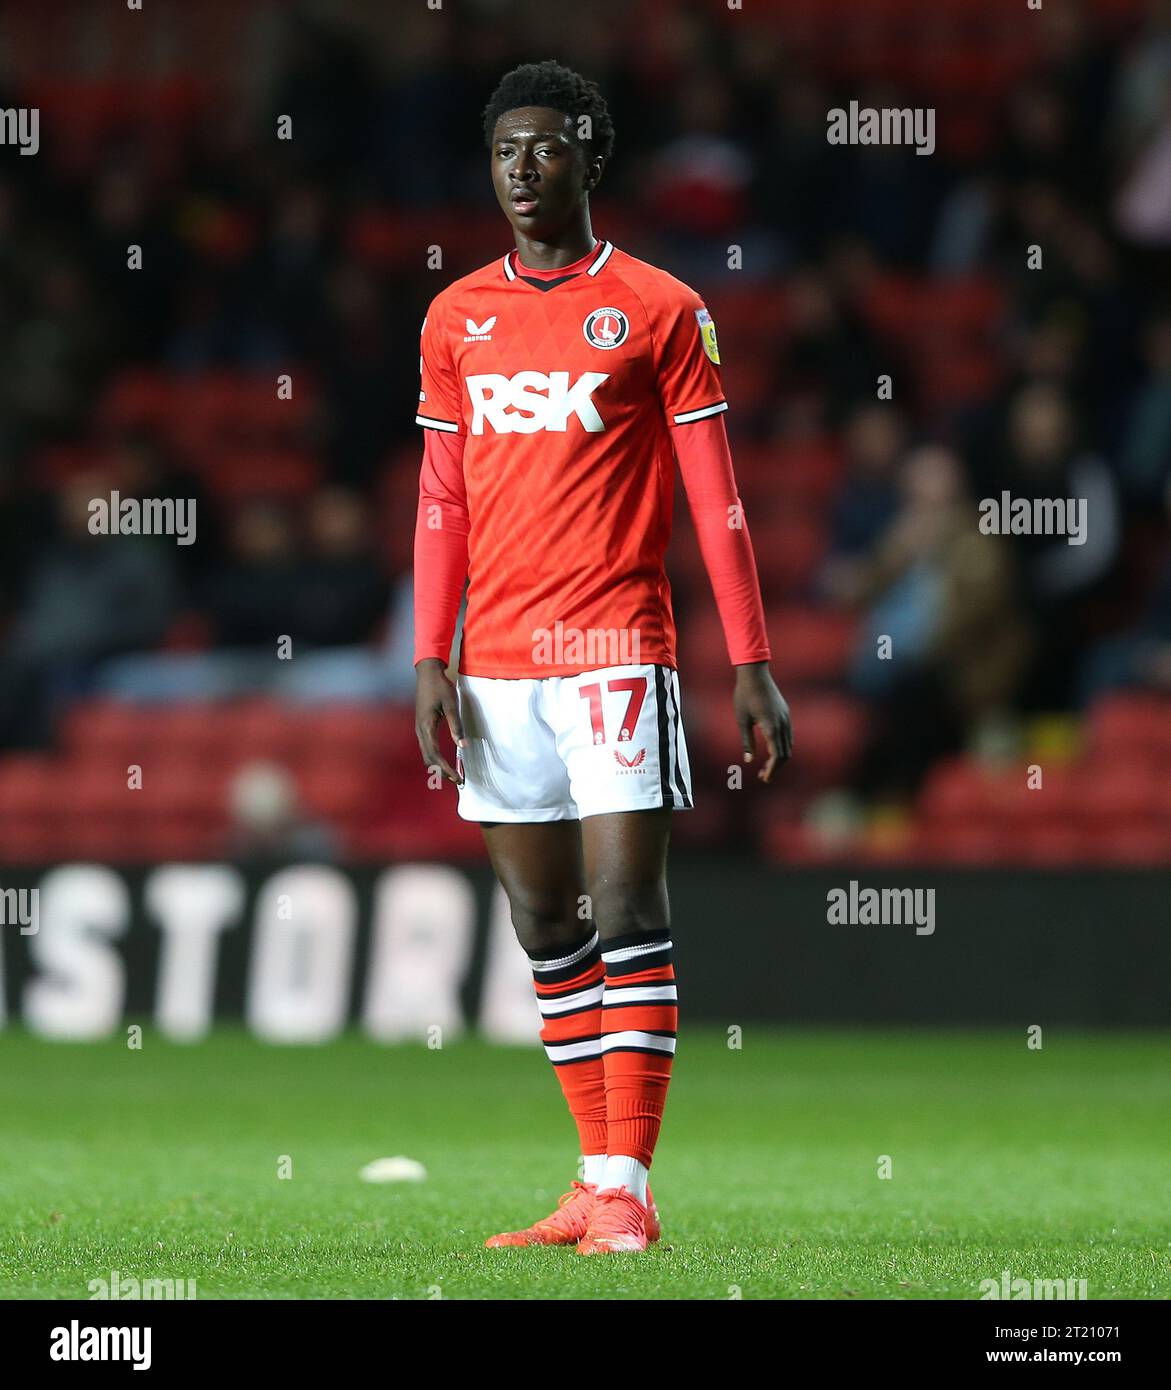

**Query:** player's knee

left=506, top=895, right=585, bottom=955
left=590, top=882, right=669, bottom=941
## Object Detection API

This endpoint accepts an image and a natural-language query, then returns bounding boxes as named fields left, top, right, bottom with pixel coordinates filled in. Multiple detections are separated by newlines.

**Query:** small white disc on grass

left=360, top=1156, right=428, bottom=1183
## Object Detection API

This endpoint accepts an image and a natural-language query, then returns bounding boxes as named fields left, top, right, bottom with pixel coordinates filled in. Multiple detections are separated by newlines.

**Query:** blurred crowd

left=1, top=0, right=1170, bottom=853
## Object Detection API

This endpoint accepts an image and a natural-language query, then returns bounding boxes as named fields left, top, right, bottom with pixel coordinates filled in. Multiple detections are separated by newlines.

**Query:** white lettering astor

left=466, top=370, right=609, bottom=434
left=11, top=863, right=541, bottom=1044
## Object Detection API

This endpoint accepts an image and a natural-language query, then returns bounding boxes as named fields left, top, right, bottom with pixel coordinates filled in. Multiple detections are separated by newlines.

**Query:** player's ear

left=584, top=154, right=605, bottom=192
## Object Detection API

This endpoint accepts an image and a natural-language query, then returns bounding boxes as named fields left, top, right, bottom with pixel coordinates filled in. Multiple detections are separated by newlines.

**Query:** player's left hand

left=733, top=662, right=793, bottom=784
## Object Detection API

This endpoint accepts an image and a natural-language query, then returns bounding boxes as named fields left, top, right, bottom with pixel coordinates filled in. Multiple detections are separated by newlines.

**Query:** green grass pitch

left=1, top=1028, right=1168, bottom=1299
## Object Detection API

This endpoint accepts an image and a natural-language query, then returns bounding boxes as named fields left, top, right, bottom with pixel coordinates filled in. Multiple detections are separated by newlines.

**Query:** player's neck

left=513, top=218, right=597, bottom=272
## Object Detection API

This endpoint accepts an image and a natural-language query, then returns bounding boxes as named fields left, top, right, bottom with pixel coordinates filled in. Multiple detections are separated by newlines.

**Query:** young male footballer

left=413, top=61, right=792, bottom=1254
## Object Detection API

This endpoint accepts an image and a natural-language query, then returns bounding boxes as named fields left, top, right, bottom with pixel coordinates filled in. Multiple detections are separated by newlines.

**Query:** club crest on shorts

left=583, top=307, right=629, bottom=350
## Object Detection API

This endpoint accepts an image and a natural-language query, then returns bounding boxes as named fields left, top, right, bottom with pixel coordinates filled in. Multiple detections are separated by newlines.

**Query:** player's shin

left=598, top=931, right=678, bottom=1202
left=528, top=932, right=608, bottom=1180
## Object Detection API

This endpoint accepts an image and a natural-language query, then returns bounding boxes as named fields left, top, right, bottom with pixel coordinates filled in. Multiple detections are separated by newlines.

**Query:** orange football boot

left=485, top=1180, right=661, bottom=1248
left=484, top=1180, right=597, bottom=1247
left=576, top=1185, right=652, bottom=1255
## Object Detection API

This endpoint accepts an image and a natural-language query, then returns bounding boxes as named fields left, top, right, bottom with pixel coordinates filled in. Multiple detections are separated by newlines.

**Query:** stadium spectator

left=203, top=499, right=307, bottom=649
left=829, top=445, right=1028, bottom=804
left=0, top=472, right=176, bottom=746
left=1118, top=312, right=1171, bottom=505
left=226, top=760, right=337, bottom=862
left=821, top=403, right=907, bottom=569
left=996, top=381, right=1120, bottom=708
left=1079, top=477, right=1171, bottom=702
left=773, top=268, right=892, bottom=429
left=293, top=487, right=388, bottom=647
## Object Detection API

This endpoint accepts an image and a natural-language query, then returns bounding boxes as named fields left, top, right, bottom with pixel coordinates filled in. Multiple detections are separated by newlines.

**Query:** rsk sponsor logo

left=467, top=371, right=609, bottom=434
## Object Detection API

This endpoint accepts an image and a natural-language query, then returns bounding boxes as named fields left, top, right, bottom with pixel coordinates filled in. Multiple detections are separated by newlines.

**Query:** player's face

left=490, top=106, right=599, bottom=237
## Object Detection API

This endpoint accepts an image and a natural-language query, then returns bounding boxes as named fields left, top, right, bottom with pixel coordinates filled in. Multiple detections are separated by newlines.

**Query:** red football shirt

left=415, top=239, right=766, bottom=678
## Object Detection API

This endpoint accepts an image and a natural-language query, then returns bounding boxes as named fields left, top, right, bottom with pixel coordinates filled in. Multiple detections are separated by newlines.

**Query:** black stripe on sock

left=533, top=959, right=602, bottom=987
left=603, top=950, right=674, bottom=978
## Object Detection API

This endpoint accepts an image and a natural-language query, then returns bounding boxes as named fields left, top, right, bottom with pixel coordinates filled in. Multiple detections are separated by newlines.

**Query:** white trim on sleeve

left=415, top=414, right=461, bottom=433
left=671, top=400, right=729, bottom=426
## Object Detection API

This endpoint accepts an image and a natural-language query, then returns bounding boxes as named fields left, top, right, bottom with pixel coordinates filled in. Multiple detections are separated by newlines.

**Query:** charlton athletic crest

left=583, top=306, right=629, bottom=350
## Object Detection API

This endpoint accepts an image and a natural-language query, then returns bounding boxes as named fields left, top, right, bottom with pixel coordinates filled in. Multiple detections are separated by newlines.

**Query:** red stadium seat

left=66, top=700, right=151, bottom=756
left=752, top=512, right=828, bottom=598
left=760, top=819, right=842, bottom=866
left=217, top=700, right=306, bottom=763
left=1011, top=822, right=1086, bottom=867
left=915, top=820, right=1007, bottom=866
left=132, top=755, right=229, bottom=822
left=736, top=442, right=843, bottom=521
left=132, top=819, right=226, bottom=862
left=0, top=820, right=60, bottom=864
left=98, top=371, right=318, bottom=468
left=0, top=755, right=64, bottom=819
left=919, top=758, right=1079, bottom=827
left=1091, top=821, right=1171, bottom=867
left=298, top=706, right=401, bottom=762
left=1088, top=693, right=1171, bottom=763
left=296, top=761, right=381, bottom=822
left=785, top=691, right=869, bottom=784
left=56, top=816, right=150, bottom=864
left=64, top=701, right=229, bottom=764
left=98, top=370, right=180, bottom=435
left=1075, top=760, right=1166, bottom=826
left=766, top=605, right=858, bottom=684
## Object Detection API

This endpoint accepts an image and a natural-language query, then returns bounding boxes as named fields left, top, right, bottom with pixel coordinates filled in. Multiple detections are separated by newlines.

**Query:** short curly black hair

left=482, top=60, right=615, bottom=163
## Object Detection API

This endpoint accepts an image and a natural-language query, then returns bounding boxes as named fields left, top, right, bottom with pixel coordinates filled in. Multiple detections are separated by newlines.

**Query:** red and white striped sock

left=528, top=932, right=608, bottom=1174
left=599, top=930, right=677, bottom=1200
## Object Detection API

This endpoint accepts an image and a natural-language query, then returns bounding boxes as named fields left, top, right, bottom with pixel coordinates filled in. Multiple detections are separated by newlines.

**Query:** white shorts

left=455, top=663, right=693, bottom=822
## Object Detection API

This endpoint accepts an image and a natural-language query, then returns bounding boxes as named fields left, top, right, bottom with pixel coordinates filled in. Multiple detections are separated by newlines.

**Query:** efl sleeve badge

left=695, top=306, right=720, bottom=364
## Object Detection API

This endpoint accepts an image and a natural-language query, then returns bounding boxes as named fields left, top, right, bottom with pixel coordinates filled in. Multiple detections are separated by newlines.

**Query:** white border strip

left=599, top=1030, right=676, bottom=1054
left=538, top=983, right=606, bottom=1017
left=602, top=984, right=678, bottom=1006
left=672, top=400, right=728, bottom=426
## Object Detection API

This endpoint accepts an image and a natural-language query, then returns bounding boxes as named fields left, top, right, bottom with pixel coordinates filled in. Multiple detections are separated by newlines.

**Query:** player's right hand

left=415, top=658, right=467, bottom=785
